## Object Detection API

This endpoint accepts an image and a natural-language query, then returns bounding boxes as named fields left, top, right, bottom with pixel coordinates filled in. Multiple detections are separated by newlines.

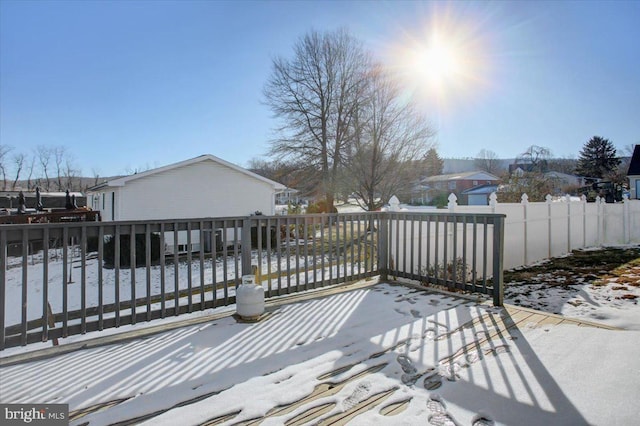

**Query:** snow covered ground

left=506, top=277, right=640, bottom=330
left=504, top=247, right=640, bottom=330
left=1, top=282, right=639, bottom=426
left=3, top=249, right=357, bottom=327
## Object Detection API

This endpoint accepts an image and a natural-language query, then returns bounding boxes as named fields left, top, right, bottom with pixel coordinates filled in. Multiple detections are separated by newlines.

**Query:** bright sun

left=411, top=35, right=461, bottom=90
left=387, top=11, right=490, bottom=111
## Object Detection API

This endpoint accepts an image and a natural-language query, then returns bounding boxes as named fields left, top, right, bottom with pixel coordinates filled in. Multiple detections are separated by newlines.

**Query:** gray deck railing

left=381, top=212, right=505, bottom=305
left=0, top=211, right=504, bottom=350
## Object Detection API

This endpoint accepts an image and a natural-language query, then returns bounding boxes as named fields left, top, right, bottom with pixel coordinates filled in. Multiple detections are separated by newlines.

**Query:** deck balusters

left=0, top=211, right=505, bottom=349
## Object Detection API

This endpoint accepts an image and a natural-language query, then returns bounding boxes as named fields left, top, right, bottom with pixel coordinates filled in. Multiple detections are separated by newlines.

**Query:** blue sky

left=1, top=0, right=639, bottom=177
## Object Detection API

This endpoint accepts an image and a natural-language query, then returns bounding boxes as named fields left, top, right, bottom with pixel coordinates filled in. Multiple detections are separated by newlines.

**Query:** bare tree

left=63, top=155, right=80, bottom=190
left=249, top=158, right=293, bottom=187
left=35, top=145, right=52, bottom=191
left=91, top=167, right=101, bottom=187
left=610, top=143, right=635, bottom=182
left=264, top=28, right=370, bottom=210
left=516, top=145, right=551, bottom=173
left=547, top=157, right=577, bottom=175
left=621, top=143, right=636, bottom=158
left=601, top=143, right=635, bottom=187
left=123, top=163, right=153, bottom=176
left=346, top=66, right=434, bottom=211
left=248, top=158, right=284, bottom=182
left=53, top=146, right=67, bottom=190
left=498, top=171, right=555, bottom=202
left=0, top=144, right=12, bottom=190
left=25, top=155, right=36, bottom=190
left=249, top=157, right=319, bottom=200
left=11, top=152, right=26, bottom=190
left=474, top=149, right=500, bottom=174
left=502, top=145, right=555, bottom=201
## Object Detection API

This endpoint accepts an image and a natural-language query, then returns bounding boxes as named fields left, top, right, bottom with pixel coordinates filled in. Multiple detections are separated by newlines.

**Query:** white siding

left=97, top=190, right=117, bottom=221
left=94, top=160, right=276, bottom=221
left=631, top=176, right=639, bottom=199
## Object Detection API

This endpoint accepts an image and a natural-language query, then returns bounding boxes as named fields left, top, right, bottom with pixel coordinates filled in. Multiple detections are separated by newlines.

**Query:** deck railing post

left=492, top=215, right=506, bottom=306
left=378, top=213, right=389, bottom=280
left=0, top=210, right=519, bottom=349
left=1, top=231, right=6, bottom=350
left=242, top=217, right=253, bottom=276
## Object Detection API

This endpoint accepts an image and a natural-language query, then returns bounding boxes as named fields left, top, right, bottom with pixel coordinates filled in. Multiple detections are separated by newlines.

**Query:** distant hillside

left=443, top=158, right=514, bottom=174
left=6, top=176, right=123, bottom=193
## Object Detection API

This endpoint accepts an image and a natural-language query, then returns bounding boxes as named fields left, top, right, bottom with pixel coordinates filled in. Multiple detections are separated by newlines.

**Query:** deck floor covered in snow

left=1, top=279, right=636, bottom=426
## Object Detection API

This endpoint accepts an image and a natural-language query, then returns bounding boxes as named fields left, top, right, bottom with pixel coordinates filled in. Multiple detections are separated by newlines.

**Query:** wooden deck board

left=379, top=398, right=411, bottom=416
left=535, top=315, right=565, bottom=326
left=67, top=282, right=622, bottom=426
left=201, top=297, right=621, bottom=426
left=317, top=388, right=398, bottom=426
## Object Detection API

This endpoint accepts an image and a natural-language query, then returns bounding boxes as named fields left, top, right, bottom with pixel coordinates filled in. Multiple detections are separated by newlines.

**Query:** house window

left=473, top=180, right=478, bottom=186
left=448, top=181, right=456, bottom=190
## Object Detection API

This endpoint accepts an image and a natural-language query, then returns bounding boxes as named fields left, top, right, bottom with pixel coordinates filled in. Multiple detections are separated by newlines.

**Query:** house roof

left=509, top=162, right=537, bottom=174
left=276, top=187, right=299, bottom=195
left=545, top=171, right=577, bottom=179
left=88, top=154, right=287, bottom=191
left=628, top=145, right=640, bottom=176
left=422, top=171, right=500, bottom=183
left=461, top=184, right=499, bottom=195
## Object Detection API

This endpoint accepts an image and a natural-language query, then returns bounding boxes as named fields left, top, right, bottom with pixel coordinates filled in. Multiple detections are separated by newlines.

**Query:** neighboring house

left=628, top=145, right=640, bottom=199
left=508, top=162, right=539, bottom=176
left=411, top=171, right=500, bottom=205
left=461, top=184, right=499, bottom=206
left=409, top=183, right=432, bottom=205
left=275, top=188, right=300, bottom=205
left=88, top=154, right=285, bottom=221
left=87, top=154, right=286, bottom=254
left=544, top=171, right=587, bottom=194
left=423, top=171, right=500, bottom=193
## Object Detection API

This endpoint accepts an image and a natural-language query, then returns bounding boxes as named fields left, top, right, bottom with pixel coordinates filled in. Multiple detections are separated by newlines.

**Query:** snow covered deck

left=1, top=280, right=637, bottom=426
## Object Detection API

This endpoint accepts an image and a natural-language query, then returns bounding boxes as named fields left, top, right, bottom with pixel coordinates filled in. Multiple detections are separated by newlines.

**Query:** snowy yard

left=504, top=246, right=640, bottom=330
left=3, top=248, right=362, bottom=329
left=1, top=278, right=639, bottom=426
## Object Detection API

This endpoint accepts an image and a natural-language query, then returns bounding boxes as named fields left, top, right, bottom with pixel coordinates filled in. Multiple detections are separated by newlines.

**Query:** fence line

left=3, top=193, right=638, bottom=351
left=445, top=193, right=640, bottom=270
left=1, top=211, right=505, bottom=350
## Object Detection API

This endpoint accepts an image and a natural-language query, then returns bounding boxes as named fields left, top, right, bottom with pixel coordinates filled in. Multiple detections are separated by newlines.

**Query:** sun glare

left=386, top=8, right=491, bottom=112
left=412, top=35, right=461, bottom=89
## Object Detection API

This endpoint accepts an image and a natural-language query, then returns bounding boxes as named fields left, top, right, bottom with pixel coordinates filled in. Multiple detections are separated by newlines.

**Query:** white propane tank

left=236, top=275, right=265, bottom=320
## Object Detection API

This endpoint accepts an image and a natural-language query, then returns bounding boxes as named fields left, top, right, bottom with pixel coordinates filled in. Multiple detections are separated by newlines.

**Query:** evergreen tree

left=423, top=148, right=444, bottom=176
left=576, top=136, right=620, bottom=178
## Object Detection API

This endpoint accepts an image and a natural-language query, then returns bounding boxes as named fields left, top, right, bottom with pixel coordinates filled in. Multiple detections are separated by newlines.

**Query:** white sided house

left=87, top=154, right=286, bottom=253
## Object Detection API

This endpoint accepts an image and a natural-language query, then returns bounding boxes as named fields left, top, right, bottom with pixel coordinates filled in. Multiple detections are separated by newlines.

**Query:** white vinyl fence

left=392, top=193, right=640, bottom=272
